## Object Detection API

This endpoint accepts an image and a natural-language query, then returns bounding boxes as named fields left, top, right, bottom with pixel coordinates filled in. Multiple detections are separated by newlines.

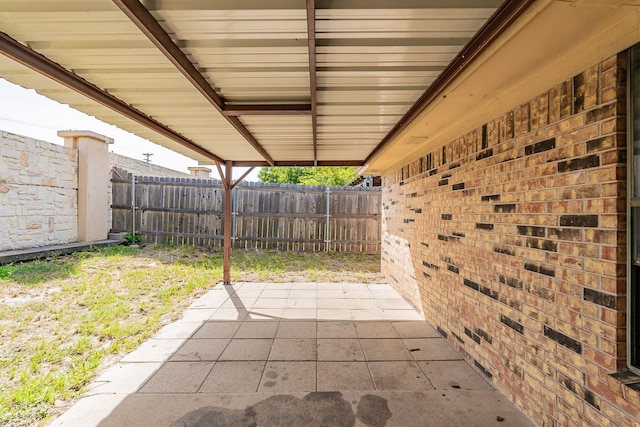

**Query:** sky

left=0, top=78, right=260, bottom=181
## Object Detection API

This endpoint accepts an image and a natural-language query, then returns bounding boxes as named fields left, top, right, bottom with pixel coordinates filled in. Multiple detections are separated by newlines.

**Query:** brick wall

left=0, top=131, right=78, bottom=251
left=382, top=54, right=639, bottom=426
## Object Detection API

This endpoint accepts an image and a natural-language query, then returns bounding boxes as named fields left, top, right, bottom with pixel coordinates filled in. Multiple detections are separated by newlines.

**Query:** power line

left=142, top=153, right=153, bottom=163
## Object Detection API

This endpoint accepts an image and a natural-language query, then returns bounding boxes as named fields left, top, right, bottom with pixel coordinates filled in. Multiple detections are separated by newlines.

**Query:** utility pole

left=142, top=153, right=153, bottom=163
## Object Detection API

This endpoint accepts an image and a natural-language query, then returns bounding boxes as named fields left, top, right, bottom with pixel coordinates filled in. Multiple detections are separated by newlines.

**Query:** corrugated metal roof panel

left=0, top=0, right=504, bottom=167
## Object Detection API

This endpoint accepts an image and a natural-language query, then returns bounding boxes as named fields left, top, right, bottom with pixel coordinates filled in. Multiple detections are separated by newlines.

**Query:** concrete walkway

left=49, top=282, right=535, bottom=427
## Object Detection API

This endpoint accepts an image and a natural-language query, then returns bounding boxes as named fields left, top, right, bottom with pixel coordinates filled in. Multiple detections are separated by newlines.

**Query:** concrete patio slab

left=317, top=320, right=358, bottom=338
left=360, top=339, right=413, bottom=361
left=258, top=361, right=316, bottom=392
left=191, top=321, right=242, bottom=339
left=268, top=338, right=317, bottom=361
left=317, top=361, right=374, bottom=391
left=139, top=361, right=214, bottom=393
left=199, top=361, right=265, bottom=393
left=218, top=339, right=272, bottom=361
left=368, top=361, right=434, bottom=390
left=169, top=338, right=230, bottom=361
left=48, top=282, right=536, bottom=427
left=317, top=338, right=365, bottom=361
left=275, top=320, right=316, bottom=338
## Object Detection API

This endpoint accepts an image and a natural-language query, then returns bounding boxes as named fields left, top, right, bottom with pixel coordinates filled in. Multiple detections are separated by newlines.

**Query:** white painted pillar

left=58, top=130, right=113, bottom=242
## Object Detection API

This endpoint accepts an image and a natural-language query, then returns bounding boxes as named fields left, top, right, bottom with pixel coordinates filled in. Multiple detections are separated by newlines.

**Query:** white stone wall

left=0, top=130, right=196, bottom=251
left=0, top=131, right=78, bottom=251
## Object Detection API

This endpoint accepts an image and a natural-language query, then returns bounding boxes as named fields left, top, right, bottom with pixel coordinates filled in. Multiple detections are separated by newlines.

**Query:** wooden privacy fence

left=111, top=168, right=381, bottom=253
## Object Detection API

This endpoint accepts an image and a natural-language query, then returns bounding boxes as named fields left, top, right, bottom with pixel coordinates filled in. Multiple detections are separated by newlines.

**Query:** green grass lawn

left=0, top=245, right=382, bottom=426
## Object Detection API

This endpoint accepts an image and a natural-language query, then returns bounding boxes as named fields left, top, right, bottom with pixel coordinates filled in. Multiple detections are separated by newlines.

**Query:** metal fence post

left=232, top=186, right=238, bottom=249
left=131, top=174, right=136, bottom=238
left=325, top=186, right=330, bottom=253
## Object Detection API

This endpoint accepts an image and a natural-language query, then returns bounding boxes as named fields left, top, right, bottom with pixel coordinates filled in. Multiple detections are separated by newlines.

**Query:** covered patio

left=49, top=282, right=534, bottom=426
left=3, top=1, right=640, bottom=425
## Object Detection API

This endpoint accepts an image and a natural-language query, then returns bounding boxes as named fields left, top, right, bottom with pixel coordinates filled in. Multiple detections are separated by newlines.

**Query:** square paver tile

left=234, top=321, right=279, bottom=338
left=170, top=338, right=230, bottom=361
left=258, top=362, right=316, bottom=392
left=208, top=308, right=248, bottom=321
left=383, top=310, right=423, bottom=321
left=219, top=339, right=273, bottom=361
left=281, top=308, right=316, bottom=319
left=199, top=361, right=266, bottom=393
left=317, top=321, right=357, bottom=338
left=350, top=309, right=384, bottom=320
left=286, top=298, right=317, bottom=309
left=402, top=338, right=462, bottom=361
left=317, top=298, right=349, bottom=309
left=418, top=361, right=493, bottom=390
left=189, top=291, right=230, bottom=309
left=288, top=289, right=317, bottom=299
left=290, top=283, right=317, bottom=290
left=261, top=289, right=290, bottom=298
left=252, top=298, right=287, bottom=309
left=192, top=321, right=242, bottom=339
left=180, top=309, right=218, bottom=322
left=121, top=339, right=185, bottom=363
left=377, top=299, right=414, bottom=310
left=343, top=290, right=374, bottom=299
left=139, top=361, right=214, bottom=393
left=371, top=290, right=403, bottom=299
left=341, top=283, right=369, bottom=290
left=360, top=339, right=412, bottom=361
left=368, top=284, right=394, bottom=290
left=218, top=297, right=256, bottom=310
left=368, top=361, right=434, bottom=391
left=392, top=321, right=441, bottom=338
left=88, top=362, right=161, bottom=395
left=317, top=338, right=365, bottom=361
left=347, top=299, right=380, bottom=310
left=276, top=321, right=317, bottom=338
left=269, top=339, right=317, bottom=361
left=233, top=289, right=264, bottom=298
left=154, top=321, right=202, bottom=340
left=317, top=309, right=352, bottom=320
left=317, top=289, right=346, bottom=299
left=355, top=321, right=399, bottom=338
left=264, top=283, right=292, bottom=290
left=317, top=362, right=374, bottom=391
left=316, top=283, right=342, bottom=289
left=248, top=308, right=284, bottom=319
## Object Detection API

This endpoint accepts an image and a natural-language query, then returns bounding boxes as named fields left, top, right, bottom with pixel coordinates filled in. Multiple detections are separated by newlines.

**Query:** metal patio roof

left=0, top=0, right=521, bottom=170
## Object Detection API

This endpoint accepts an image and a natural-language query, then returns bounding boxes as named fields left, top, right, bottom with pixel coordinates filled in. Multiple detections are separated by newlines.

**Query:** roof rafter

left=113, top=0, right=275, bottom=166
left=306, top=0, right=318, bottom=165
left=0, top=31, right=224, bottom=164
left=223, top=104, right=312, bottom=116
